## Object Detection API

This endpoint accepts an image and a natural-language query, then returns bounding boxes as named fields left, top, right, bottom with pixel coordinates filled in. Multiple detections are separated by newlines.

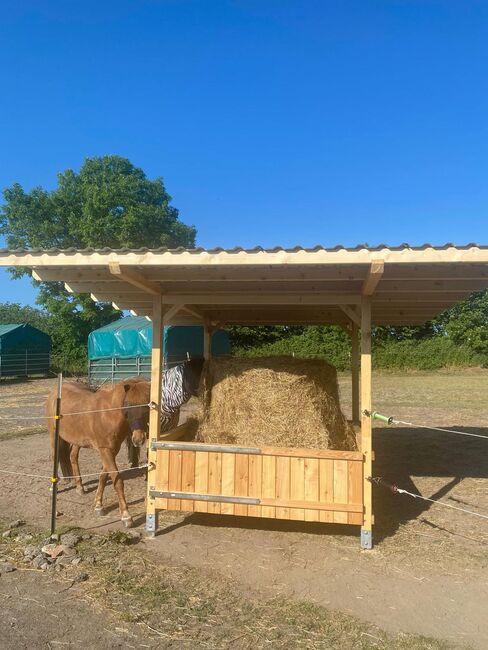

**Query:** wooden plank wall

left=154, top=447, right=364, bottom=525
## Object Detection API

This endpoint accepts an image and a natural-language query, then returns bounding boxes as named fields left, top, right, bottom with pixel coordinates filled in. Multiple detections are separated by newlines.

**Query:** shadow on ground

left=153, top=425, right=488, bottom=545
left=372, top=425, right=488, bottom=542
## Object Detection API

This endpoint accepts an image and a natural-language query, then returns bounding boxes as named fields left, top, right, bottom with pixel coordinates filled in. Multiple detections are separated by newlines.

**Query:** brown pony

left=46, top=377, right=150, bottom=527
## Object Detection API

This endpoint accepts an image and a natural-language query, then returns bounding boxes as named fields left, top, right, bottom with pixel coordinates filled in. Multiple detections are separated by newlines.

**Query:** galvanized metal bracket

left=146, top=513, right=158, bottom=538
left=151, top=441, right=261, bottom=455
left=150, top=490, right=260, bottom=506
left=360, top=528, right=373, bottom=550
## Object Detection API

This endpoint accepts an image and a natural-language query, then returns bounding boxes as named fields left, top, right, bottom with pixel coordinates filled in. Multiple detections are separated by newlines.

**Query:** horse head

left=183, top=357, right=205, bottom=396
left=122, top=378, right=151, bottom=447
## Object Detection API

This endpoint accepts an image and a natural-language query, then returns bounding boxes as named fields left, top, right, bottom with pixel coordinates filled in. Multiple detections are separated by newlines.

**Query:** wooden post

left=360, top=296, right=373, bottom=549
left=351, top=322, right=360, bottom=425
left=50, top=373, right=63, bottom=539
left=146, top=295, right=163, bottom=537
left=203, top=322, right=212, bottom=361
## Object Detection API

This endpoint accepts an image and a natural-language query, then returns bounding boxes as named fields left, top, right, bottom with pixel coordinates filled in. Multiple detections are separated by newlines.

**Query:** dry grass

left=198, top=356, right=356, bottom=450
left=0, top=377, right=55, bottom=438
left=0, top=526, right=458, bottom=650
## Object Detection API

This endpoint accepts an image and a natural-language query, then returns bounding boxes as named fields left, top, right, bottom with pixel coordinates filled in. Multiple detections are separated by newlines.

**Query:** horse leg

left=99, top=448, right=133, bottom=528
left=126, top=432, right=140, bottom=468
left=70, top=445, right=85, bottom=494
left=94, top=466, right=109, bottom=516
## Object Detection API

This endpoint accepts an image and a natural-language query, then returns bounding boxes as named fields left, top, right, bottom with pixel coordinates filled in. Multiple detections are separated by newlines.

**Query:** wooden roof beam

left=362, top=260, right=384, bottom=295
left=164, top=293, right=361, bottom=305
left=108, top=262, right=161, bottom=296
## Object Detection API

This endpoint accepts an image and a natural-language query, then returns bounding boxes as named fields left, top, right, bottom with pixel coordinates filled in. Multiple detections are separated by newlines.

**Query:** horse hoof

left=76, top=486, right=86, bottom=495
left=94, top=506, right=105, bottom=517
left=122, top=517, right=134, bottom=528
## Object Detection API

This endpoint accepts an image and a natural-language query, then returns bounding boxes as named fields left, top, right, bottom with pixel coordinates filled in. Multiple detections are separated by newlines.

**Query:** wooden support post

left=50, top=373, right=63, bottom=540
left=146, top=295, right=163, bottom=538
left=203, top=322, right=212, bottom=361
left=360, top=295, right=373, bottom=549
left=351, top=322, right=360, bottom=425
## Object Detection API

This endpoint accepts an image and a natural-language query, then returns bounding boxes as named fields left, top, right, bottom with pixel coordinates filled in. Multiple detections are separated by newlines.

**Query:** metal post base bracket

left=360, top=528, right=373, bottom=550
left=146, top=513, right=158, bottom=538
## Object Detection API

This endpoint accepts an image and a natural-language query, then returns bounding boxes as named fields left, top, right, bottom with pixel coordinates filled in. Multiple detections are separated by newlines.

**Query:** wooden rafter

left=362, top=260, right=384, bottom=295
left=108, top=262, right=161, bottom=296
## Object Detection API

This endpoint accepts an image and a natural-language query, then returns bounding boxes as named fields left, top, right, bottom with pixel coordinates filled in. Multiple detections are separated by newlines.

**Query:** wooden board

left=153, top=445, right=365, bottom=525
left=193, top=451, right=209, bottom=513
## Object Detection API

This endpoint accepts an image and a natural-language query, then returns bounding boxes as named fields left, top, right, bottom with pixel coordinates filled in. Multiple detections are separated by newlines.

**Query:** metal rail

left=150, top=490, right=260, bottom=505
left=151, top=441, right=262, bottom=455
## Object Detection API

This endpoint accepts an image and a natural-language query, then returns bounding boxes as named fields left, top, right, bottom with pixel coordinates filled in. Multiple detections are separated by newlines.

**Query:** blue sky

left=1, top=0, right=487, bottom=306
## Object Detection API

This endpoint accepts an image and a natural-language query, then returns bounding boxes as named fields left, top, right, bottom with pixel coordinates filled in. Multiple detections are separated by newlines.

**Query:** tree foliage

left=0, top=302, right=50, bottom=332
left=442, top=291, right=488, bottom=356
left=227, top=326, right=304, bottom=349
left=0, top=155, right=196, bottom=369
left=232, top=290, right=488, bottom=369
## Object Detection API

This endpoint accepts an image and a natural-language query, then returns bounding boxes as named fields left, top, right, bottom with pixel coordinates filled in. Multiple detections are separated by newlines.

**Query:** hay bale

left=197, top=356, right=356, bottom=451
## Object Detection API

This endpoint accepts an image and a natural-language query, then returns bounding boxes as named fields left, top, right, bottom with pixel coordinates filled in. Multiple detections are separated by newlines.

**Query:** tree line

left=1, top=155, right=486, bottom=371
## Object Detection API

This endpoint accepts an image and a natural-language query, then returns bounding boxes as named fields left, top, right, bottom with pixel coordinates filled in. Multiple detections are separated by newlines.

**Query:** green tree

left=228, top=325, right=304, bottom=350
left=0, top=302, right=50, bottom=332
left=442, top=290, right=488, bottom=357
left=0, top=155, right=196, bottom=369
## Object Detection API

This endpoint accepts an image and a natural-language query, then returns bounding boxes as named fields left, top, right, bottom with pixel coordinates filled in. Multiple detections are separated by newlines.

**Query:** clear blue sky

left=1, top=0, right=487, bottom=306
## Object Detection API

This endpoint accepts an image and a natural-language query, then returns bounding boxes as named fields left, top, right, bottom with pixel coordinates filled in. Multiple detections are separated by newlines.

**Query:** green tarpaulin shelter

left=88, top=317, right=230, bottom=384
left=0, top=324, right=52, bottom=378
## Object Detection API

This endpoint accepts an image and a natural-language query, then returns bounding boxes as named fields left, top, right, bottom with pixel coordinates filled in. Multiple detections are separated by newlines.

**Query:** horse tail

left=58, top=438, right=73, bottom=477
left=126, top=431, right=140, bottom=468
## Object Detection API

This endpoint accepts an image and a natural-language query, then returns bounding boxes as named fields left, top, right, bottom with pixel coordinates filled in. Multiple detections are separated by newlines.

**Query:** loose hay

left=198, top=356, right=357, bottom=450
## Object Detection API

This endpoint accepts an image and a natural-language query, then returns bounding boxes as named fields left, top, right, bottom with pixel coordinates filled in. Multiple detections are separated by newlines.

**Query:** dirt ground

left=0, top=370, right=487, bottom=649
left=0, top=569, right=153, bottom=649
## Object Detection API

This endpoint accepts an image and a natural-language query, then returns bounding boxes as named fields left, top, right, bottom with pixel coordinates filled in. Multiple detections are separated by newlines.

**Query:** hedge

left=232, top=329, right=486, bottom=370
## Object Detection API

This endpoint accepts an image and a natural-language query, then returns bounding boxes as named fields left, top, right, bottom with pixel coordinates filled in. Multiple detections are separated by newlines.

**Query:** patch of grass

left=71, top=533, right=458, bottom=649
left=0, top=525, right=464, bottom=649
left=106, top=530, right=134, bottom=545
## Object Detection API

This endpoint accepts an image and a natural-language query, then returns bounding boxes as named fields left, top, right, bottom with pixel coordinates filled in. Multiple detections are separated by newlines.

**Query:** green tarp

left=0, top=323, right=52, bottom=377
left=88, top=317, right=230, bottom=361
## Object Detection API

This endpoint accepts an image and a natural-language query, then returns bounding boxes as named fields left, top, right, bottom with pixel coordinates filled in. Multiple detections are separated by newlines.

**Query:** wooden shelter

left=1, top=243, right=487, bottom=548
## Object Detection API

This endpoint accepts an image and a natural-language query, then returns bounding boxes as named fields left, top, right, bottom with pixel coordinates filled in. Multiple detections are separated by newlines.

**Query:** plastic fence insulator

left=371, top=411, right=394, bottom=425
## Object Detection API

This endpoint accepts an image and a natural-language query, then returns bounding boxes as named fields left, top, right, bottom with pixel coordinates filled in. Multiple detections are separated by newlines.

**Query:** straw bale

left=197, top=356, right=356, bottom=450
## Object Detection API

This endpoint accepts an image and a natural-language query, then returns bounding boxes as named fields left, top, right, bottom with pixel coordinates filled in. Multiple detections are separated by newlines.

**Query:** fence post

left=360, top=296, right=373, bottom=550
left=50, top=373, right=63, bottom=539
left=146, top=296, right=163, bottom=537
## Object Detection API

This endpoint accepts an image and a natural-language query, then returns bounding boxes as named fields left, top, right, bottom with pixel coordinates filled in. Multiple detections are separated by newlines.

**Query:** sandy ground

left=0, top=570, right=156, bottom=649
left=0, top=371, right=487, bottom=649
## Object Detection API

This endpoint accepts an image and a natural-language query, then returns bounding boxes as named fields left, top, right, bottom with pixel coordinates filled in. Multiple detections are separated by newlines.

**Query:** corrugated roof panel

left=0, top=243, right=485, bottom=255
left=0, top=324, right=23, bottom=337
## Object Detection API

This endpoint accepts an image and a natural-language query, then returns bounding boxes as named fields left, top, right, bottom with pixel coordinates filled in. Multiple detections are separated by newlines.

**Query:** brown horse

left=46, top=377, right=151, bottom=527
